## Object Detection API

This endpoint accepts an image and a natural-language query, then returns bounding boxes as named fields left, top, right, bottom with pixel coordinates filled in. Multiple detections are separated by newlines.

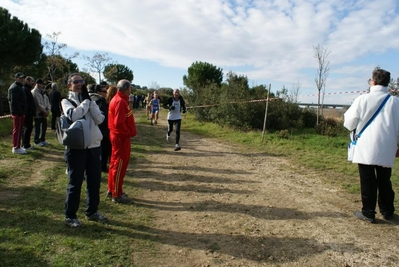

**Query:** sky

left=1, top=0, right=399, bottom=104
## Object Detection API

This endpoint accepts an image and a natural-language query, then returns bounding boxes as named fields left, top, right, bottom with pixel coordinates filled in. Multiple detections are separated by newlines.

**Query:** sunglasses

left=72, top=79, right=85, bottom=84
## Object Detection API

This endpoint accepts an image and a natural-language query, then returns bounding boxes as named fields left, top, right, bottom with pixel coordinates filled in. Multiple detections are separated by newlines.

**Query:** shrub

left=276, top=129, right=290, bottom=139
left=315, top=117, right=345, bottom=137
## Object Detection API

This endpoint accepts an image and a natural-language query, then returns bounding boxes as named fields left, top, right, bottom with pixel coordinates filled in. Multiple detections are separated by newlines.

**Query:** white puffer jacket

left=61, top=92, right=105, bottom=149
left=344, top=86, right=399, bottom=168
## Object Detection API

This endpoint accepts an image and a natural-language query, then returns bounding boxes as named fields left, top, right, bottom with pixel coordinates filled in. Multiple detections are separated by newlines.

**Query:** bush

left=315, top=117, right=345, bottom=137
left=276, top=129, right=290, bottom=139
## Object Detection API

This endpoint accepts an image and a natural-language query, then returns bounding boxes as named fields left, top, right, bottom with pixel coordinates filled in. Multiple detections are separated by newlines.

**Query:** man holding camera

left=31, top=79, right=50, bottom=146
left=165, top=89, right=186, bottom=151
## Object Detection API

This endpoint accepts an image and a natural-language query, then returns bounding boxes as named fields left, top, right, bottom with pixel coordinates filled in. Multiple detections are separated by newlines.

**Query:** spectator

left=8, top=72, right=28, bottom=154
left=62, top=73, right=107, bottom=228
left=22, top=76, right=36, bottom=150
left=344, top=68, right=399, bottom=223
left=89, top=84, right=111, bottom=173
left=107, top=79, right=137, bottom=204
left=31, top=79, right=50, bottom=146
left=48, top=82, right=62, bottom=130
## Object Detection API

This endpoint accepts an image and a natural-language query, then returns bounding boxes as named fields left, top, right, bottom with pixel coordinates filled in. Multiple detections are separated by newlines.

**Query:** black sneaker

left=86, top=212, right=108, bottom=223
left=383, top=213, right=394, bottom=220
left=65, top=217, right=82, bottom=228
left=112, top=194, right=133, bottom=204
left=354, top=211, right=375, bottom=223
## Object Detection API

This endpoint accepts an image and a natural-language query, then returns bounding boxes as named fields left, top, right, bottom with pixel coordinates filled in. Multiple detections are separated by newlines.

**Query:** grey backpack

left=56, top=99, right=91, bottom=149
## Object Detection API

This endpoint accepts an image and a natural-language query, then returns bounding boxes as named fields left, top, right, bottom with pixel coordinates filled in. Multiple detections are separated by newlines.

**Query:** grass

left=0, top=109, right=398, bottom=266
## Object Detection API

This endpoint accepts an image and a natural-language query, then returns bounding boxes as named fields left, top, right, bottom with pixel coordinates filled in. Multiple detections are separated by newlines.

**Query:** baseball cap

left=36, top=79, right=44, bottom=84
left=15, top=72, right=26, bottom=78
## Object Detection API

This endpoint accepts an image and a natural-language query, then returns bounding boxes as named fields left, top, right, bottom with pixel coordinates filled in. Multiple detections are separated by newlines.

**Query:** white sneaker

left=23, top=146, right=35, bottom=150
left=37, top=142, right=44, bottom=147
left=41, top=141, right=50, bottom=146
left=12, top=147, right=27, bottom=154
left=174, top=144, right=181, bottom=151
left=166, top=134, right=170, bottom=142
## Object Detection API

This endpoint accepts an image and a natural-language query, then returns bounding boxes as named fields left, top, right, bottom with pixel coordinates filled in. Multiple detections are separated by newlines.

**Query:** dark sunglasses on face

left=72, top=79, right=85, bottom=84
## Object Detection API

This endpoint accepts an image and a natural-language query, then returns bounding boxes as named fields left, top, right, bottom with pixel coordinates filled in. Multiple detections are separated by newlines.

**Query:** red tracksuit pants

left=12, top=114, right=25, bottom=148
left=108, top=134, right=131, bottom=198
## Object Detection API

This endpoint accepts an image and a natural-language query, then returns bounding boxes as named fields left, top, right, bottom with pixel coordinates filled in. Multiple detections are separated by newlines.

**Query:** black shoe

left=354, top=211, right=375, bottom=223
left=106, top=191, right=112, bottom=199
left=174, top=145, right=181, bottom=151
left=102, top=168, right=109, bottom=173
left=112, top=194, right=133, bottom=204
left=383, top=213, right=394, bottom=220
left=86, top=211, right=108, bottom=223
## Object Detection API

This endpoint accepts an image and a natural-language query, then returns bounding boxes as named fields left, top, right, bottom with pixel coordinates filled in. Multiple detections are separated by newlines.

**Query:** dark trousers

left=65, top=146, right=102, bottom=219
left=34, top=117, right=47, bottom=144
left=22, top=114, right=33, bottom=148
left=358, top=164, right=395, bottom=219
left=101, top=137, right=111, bottom=171
left=167, top=119, right=182, bottom=145
left=50, top=111, right=60, bottom=130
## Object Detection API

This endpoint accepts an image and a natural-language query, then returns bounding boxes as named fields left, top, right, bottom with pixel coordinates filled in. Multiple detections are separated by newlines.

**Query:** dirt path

left=132, top=115, right=399, bottom=267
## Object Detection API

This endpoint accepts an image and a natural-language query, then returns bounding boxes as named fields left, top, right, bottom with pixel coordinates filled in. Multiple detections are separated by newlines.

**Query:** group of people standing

left=9, top=72, right=187, bottom=228
left=62, top=74, right=137, bottom=228
left=8, top=72, right=60, bottom=154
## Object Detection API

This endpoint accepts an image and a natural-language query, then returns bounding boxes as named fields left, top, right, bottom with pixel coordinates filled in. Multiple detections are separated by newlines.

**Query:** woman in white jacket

left=344, top=68, right=399, bottom=223
left=61, top=73, right=107, bottom=228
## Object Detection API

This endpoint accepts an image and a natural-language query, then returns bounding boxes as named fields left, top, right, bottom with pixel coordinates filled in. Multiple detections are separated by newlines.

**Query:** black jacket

left=90, top=93, right=109, bottom=139
left=22, top=83, right=36, bottom=117
left=49, top=88, right=62, bottom=115
left=8, top=82, right=27, bottom=116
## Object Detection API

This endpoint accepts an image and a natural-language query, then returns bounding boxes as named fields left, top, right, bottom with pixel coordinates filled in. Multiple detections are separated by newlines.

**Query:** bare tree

left=82, top=52, right=111, bottom=83
left=149, top=81, right=160, bottom=90
left=313, top=44, right=330, bottom=125
left=44, top=32, right=79, bottom=82
left=289, top=81, right=301, bottom=103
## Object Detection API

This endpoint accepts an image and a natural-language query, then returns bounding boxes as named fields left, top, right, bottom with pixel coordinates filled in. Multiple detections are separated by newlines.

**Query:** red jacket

left=108, top=91, right=137, bottom=137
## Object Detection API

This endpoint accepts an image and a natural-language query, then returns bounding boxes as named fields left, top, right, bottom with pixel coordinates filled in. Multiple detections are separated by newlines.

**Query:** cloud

left=2, top=0, right=399, bottom=104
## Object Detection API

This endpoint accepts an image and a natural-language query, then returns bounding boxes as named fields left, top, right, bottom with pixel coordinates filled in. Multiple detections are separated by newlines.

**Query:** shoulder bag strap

left=357, top=94, right=391, bottom=139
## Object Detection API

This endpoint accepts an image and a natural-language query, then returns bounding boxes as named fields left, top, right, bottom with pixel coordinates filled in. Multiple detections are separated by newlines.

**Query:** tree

left=83, top=53, right=112, bottom=83
left=288, top=81, right=301, bottom=103
left=103, top=63, right=134, bottom=84
left=43, top=32, right=79, bottom=83
left=183, top=61, right=223, bottom=107
left=313, top=44, right=330, bottom=125
left=0, top=7, right=42, bottom=115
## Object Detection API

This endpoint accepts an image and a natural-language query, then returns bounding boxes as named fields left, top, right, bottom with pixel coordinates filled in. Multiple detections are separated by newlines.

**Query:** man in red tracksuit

left=107, top=79, right=137, bottom=204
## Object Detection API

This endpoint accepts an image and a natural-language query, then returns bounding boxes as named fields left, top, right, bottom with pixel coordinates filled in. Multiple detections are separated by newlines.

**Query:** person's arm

left=343, top=98, right=360, bottom=131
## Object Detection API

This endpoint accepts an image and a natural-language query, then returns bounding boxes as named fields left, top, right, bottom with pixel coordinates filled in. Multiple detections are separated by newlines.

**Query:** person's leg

left=40, top=118, right=47, bottom=142
left=167, top=120, right=174, bottom=136
left=33, top=118, right=41, bottom=144
left=376, top=166, right=395, bottom=217
left=22, top=115, right=33, bottom=148
left=51, top=112, right=57, bottom=130
left=151, top=109, right=155, bottom=124
left=175, top=119, right=182, bottom=145
left=65, top=148, right=87, bottom=219
left=109, top=136, right=130, bottom=198
left=101, top=137, right=111, bottom=172
left=12, top=115, right=25, bottom=149
left=85, top=146, right=102, bottom=216
left=358, top=164, right=377, bottom=219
